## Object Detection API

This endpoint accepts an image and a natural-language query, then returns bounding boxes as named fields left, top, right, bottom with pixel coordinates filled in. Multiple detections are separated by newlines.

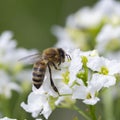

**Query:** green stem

left=0, top=96, right=11, bottom=117
left=73, top=105, right=91, bottom=120
left=89, top=105, right=97, bottom=120
left=102, top=89, right=115, bottom=120
left=84, top=65, right=88, bottom=85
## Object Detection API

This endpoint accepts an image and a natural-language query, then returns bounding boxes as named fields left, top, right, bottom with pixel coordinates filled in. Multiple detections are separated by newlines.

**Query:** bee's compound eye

left=58, top=48, right=65, bottom=59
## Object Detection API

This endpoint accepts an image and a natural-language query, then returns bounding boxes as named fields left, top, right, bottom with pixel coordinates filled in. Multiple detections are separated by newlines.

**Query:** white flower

left=72, top=76, right=100, bottom=105
left=0, top=70, right=21, bottom=98
left=21, top=92, right=52, bottom=119
left=72, top=73, right=116, bottom=105
left=52, top=70, right=72, bottom=95
left=69, top=49, right=98, bottom=86
left=90, top=74, right=116, bottom=88
left=68, top=49, right=119, bottom=105
left=87, top=56, right=120, bottom=75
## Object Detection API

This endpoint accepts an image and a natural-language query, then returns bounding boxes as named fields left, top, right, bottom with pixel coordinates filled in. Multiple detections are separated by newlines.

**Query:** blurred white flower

left=0, top=31, right=16, bottom=53
left=95, top=0, right=120, bottom=23
left=0, top=70, right=21, bottom=98
left=0, top=117, right=16, bottom=120
left=66, top=7, right=103, bottom=28
left=0, top=31, right=37, bottom=98
left=105, top=51, right=120, bottom=61
left=51, top=26, right=76, bottom=49
left=36, top=119, right=42, bottom=120
left=67, top=0, right=120, bottom=29
left=16, top=70, right=32, bottom=82
left=0, top=31, right=37, bottom=65
left=96, top=24, right=120, bottom=53
left=53, top=0, right=120, bottom=52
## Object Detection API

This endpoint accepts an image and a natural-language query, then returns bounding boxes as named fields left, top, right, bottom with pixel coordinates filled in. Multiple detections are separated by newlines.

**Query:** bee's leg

left=58, top=59, right=61, bottom=66
left=48, top=63, right=60, bottom=95
left=50, top=62, right=61, bottom=70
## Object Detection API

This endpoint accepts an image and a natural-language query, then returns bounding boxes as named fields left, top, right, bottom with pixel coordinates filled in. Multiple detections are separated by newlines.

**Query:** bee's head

left=58, top=48, right=65, bottom=62
left=58, top=48, right=71, bottom=63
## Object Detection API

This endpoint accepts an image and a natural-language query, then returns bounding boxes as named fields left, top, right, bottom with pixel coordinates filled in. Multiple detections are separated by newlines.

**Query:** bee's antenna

left=66, top=54, right=71, bottom=60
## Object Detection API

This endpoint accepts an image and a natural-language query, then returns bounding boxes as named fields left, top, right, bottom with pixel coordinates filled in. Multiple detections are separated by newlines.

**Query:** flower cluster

left=21, top=49, right=120, bottom=119
left=0, top=31, right=36, bottom=98
left=52, top=0, right=120, bottom=60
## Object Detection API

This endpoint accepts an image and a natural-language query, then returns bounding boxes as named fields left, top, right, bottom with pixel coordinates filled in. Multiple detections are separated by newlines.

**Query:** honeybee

left=19, top=48, right=71, bottom=94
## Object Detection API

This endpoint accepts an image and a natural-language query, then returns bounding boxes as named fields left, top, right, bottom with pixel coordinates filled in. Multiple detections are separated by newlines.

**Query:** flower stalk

left=89, top=105, right=97, bottom=120
left=102, top=89, right=115, bottom=120
left=73, top=105, right=91, bottom=120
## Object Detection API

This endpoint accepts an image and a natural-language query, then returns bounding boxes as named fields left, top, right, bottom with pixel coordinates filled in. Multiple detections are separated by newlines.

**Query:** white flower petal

left=102, top=75, right=116, bottom=87
left=72, top=85, right=87, bottom=99
left=90, top=73, right=116, bottom=89
left=41, top=102, right=52, bottom=119
left=87, top=56, right=106, bottom=72
left=69, top=49, right=82, bottom=85
left=107, top=60, right=120, bottom=74
left=83, top=97, right=100, bottom=105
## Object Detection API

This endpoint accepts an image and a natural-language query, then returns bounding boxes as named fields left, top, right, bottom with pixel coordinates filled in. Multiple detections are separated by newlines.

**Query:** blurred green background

left=0, top=0, right=116, bottom=120
left=0, top=0, right=97, bottom=51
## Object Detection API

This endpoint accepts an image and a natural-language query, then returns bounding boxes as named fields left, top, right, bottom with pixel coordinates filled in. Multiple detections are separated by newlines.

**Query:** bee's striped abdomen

left=32, top=61, right=47, bottom=89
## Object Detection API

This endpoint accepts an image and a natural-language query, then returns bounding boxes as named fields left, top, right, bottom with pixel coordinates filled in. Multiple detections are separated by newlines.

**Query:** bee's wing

left=18, top=53, right=42, bottom=64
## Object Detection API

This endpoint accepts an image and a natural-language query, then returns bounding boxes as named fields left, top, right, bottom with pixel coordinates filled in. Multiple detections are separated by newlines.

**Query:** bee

left=19, top=48, right=71, bottom=94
